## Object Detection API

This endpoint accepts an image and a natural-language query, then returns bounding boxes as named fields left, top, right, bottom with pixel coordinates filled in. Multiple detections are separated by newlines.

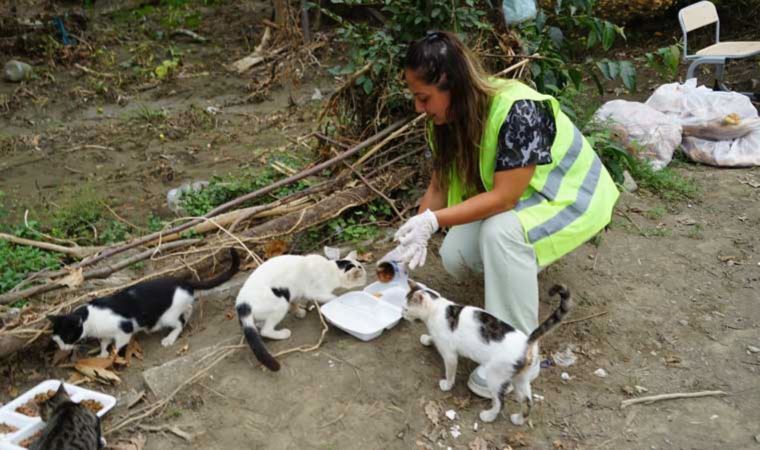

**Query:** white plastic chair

left=678, top=1, right=760, bottom=90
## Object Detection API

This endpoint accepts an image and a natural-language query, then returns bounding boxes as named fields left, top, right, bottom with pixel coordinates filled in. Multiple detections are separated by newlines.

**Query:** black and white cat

left=235, top=249, right=367, bottom=371
left=31, top=382, right=104, bottom=450
left=48, top=249, right=240, bottom=356
left=403, top=280, right=571, bottom=423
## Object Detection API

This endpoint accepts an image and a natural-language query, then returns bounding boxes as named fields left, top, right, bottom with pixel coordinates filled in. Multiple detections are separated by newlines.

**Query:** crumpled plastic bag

left=593, top=100, right=683, bottom=170
left=645, top=79, right=760, bottom=167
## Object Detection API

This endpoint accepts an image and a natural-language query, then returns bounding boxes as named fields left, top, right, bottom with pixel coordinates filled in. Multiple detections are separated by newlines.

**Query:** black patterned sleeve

left=495, top=99, right=556, bottom=171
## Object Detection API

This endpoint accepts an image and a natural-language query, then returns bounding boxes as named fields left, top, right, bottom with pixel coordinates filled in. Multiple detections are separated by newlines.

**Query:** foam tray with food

left=0, top=380, right=116, bottom=449
left=322, top=261, right=410, bottom=341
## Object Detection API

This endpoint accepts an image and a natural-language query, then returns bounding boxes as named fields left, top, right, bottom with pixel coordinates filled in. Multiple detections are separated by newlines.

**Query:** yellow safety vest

left=427, top=80, right=619, bottom=266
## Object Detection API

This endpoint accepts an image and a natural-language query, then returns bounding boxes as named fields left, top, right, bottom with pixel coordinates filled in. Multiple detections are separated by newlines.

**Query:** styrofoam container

left=322, top=279, right=410, bottom=341
left=0, top=411, right=34, bottom=443
left=0, top=380, right=117, bottom=449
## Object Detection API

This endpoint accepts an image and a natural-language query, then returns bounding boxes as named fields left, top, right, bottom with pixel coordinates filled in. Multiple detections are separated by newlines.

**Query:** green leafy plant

left=179, top=168, right=312, bottom=216
left=315, top=0, right=492, bottom=130
left=518, top=0, right=634, bottom=96
left=644, top=44, right=681, bottom=80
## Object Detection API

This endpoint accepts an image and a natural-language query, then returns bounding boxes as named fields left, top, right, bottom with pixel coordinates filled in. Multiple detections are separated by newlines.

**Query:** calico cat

left=30, top=382, right=104, bottom=450
left=48, top=249, right=240, bottom=357
left=403, top=280, right=571, bottom=424
left=235, top=250, right=367, bottom=371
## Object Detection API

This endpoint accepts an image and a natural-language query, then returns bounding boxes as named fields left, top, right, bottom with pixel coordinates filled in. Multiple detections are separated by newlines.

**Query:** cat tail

left=527, top=284, right=572, bottom=344
left=186, top=248, right=240, bottom=290
left=237, top=305, right=280, bottom=371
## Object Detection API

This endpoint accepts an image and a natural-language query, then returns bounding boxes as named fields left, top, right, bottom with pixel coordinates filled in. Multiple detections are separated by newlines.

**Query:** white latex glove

left=393, top=209, right=439, bottom=270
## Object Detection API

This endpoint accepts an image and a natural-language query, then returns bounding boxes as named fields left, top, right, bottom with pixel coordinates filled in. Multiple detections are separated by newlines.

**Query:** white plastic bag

left=502, top=0, right=537, bottom=25
left=646, top=79, right=758, bottom=128
left=593, top=100, right=683, bottom=170
left=646, top=79, right=760, bottom=167
left=682, top=119, right=760, bottom=167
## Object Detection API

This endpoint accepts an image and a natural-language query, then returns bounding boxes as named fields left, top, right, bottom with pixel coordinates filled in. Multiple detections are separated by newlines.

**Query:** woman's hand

left=394, top=209, right=439, bottom=269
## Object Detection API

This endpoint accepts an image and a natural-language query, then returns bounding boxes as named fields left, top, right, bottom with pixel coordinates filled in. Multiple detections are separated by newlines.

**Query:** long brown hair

left=404, top=31, right=496, bottom=195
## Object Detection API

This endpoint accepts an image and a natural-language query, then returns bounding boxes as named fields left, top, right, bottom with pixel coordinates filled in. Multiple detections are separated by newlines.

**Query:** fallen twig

left=0, top=232, right=100, bottom=259
left=171, top=28, right=208, bottom=43
left=74, top=64, right=116, bottom=79
left=620, top=390, right=728, bottom=409
left=562, top=310, right=608, bottom=326
left=318, top=61, right=373, bottom=122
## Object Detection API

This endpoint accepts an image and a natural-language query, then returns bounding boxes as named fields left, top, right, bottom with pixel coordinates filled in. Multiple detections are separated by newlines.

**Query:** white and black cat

left=48, top=249, right=240, bottom=356
left=403, top=280, right=571, bottom=423
left=235, top=249, right=367, bottom=371
left=30, top=382, right=104, bottom=450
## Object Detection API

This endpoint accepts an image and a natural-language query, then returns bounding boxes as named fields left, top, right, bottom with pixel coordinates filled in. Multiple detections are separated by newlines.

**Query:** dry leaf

left=263, top=239, right=288, bottom=258
left=66, top=371, right=91, bottom=385
left=505, top=431, right=530, bottom=448
left=124, top=338, right=143, bottom=365
left=74, top=357, right=121, bottom=384
left=553, top=440, right=565, bottom=449
left=452, top=395, right=471, bottom=409
left=108, top=433, right=147, bottom=450
left=58, top=267, right=84, bottom=289
left=224, top=308, right=235, bottom=321
left=469, top=436, right=489, bottom=450
left=176, top=343, right=189, bottom=356
left=52, top=349, right=73, bottom=366
left=424, top=400, right=442, bottom=426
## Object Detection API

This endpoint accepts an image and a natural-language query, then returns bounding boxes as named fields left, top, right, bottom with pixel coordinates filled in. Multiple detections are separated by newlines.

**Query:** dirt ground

left=2, top=2, right=760, bottom=450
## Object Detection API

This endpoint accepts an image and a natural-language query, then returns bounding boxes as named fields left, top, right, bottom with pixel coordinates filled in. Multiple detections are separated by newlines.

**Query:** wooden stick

left=318, top=62, right=373, bottom=121
left=0, top=232, right=99, bottom=259
left=0, top=239, right=199, bottom=306
left=562, top=310, right=608, bottom=326
left=620, top=390, right=728, bottom=409
left=494, top=57, right=533, bottom=78
left=351, top=114, right=425, bottom=169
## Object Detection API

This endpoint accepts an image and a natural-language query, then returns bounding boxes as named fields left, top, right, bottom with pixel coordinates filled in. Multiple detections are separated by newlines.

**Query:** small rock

left=311, top=88, right=323, bottom=101
left=754, top=434, right=760, bottom=443
left=445, top=409, right=457, bottom=421
left=747, top=345, right=760, bottom=354
left=449, top=425, right=461, bottom=438
left=622, top=170, right=638, bottom=193
left=678, top=319, right=689, bottom=326
left=561, top=372, right=571, bottom=381
left=710, top=414, right=719, bottom=420
left=594, top=368, right=607, bottom=378
left=4, top=60, right=33, bottom=82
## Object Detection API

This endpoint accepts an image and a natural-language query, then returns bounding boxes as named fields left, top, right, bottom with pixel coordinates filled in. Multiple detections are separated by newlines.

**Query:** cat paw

left=420, top=334, right=433, bottom=346
left=294, top=307, right=307, bottom=319
left=439, top=379, right=454, bottom=392
left=161, top=336, right=177, bottom=347
left=479, top=410, right=499, bottom=423
left=263, top=328, right=291, bottom=340
left=509, top=413, right=525, bottom=426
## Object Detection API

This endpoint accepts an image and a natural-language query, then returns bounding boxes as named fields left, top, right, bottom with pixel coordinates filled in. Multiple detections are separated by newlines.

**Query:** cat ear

left=323, top=246, right=341, bottom=261
left=346, top=250, right=358, bottom=260
left=407, top=279, right=419, bottom=291
left=56, top=381, right=67, bottom=395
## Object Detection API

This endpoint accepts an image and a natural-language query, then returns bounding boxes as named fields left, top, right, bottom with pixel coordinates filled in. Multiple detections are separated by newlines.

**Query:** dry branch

left=620, top=390, right=728, bottom=408
left=38, top=118, right=408, bottom=285
left=241, top=168, right=413, bottom=241
left=0, top=233, right=101, bottom=259
left=0, top=240, right=199, bottom=306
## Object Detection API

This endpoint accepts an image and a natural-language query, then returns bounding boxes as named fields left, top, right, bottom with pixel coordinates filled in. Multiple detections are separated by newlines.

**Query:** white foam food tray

left=0, top=380, right=116, bottom=449
left=322, top=281, right=409, bottom=341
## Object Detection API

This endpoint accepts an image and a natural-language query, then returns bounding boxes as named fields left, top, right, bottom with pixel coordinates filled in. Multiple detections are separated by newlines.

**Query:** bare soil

left=1, top=3, right=759, bottom=450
